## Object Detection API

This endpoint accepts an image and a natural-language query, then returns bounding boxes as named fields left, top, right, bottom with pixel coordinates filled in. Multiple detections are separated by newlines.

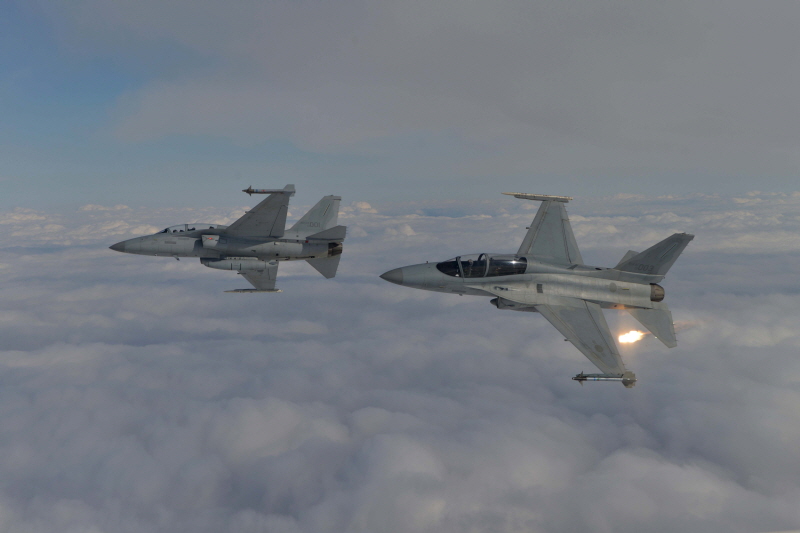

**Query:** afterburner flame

left=619, top=330, right=646, bottom=343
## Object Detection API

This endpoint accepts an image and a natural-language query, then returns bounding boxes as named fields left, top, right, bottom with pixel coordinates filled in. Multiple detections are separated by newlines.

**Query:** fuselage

left=380, top=253, right=665, bottom=310
left=110, top=223, right=340, bottom=261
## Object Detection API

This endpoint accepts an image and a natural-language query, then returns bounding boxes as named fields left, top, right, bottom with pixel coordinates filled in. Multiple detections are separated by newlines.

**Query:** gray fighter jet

left=110, top=185, right=345, bottom=292
left=380, top=193, right=694, bottom=387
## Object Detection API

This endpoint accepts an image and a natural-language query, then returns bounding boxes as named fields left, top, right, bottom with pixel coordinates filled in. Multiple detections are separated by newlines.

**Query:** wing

left=242, top=262, right=279, bottom=290
left=535, top=299, right=627, bottom=375
left=514, top=197, right=583, bottom=265
left=226, top=184, right=295, bottom=238
left=224, top=262, right=280, bottom=292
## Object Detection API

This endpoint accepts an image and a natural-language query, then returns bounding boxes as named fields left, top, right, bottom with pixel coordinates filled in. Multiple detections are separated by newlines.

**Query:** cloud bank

left=0, top=193, right=799, bottom=532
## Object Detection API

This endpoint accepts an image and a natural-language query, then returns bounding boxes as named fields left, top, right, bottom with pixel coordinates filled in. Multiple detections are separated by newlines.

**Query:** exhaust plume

left=619, top=330, right=647, bottom=343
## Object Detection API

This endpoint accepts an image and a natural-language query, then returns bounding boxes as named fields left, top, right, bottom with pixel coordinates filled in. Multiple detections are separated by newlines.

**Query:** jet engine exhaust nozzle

left=650, top=283, right=665, bottom=302
left=328, top=242, right=343, bottom=257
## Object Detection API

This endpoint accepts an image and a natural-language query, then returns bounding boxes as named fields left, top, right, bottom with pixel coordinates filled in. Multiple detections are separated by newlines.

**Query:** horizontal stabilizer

left=615, top=250, right=639, bottom=268
left=306, top=225, right=347, bottom=241
left=306, top=255, right=341, bottom=279
left=615, top=233, right=694, bottom=277
left=627, top=304, right=677, bottom=348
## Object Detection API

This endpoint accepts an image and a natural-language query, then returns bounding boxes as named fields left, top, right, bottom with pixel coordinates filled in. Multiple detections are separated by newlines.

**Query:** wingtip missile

left=502, top=192, right=573, bottom=203
left=242, top=186, right=280, bottom=196
left=572, top=372, right=637, bottom=388
left=242, top=185, right=296, bottom=196
left=224, top=288, right=282, bottom=293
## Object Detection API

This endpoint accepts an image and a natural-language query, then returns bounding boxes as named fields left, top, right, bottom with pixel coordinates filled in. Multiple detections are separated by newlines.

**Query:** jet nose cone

left=380, top=268, right=404, bottom=285
left=109, top=241, right=125, bottom=252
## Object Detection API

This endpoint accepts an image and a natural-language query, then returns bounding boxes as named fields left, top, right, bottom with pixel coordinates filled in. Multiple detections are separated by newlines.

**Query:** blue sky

left=4, top=1, right=800, bottom=209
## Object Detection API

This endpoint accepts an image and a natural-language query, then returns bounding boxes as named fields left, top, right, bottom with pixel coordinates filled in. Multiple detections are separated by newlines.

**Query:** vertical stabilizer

left=615, top=233, right=694, bottom=277
left=615, top=250, right=640, bottom=268
left=289, top=196, right=341, bottom=237
left=627, top=303, right=677, bottom=348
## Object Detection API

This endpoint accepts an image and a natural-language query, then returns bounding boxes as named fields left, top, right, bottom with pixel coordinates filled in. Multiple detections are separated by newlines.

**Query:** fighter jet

left=110, top=185, right=346, bottom=292
left=380, top=193, right=694, bottom=387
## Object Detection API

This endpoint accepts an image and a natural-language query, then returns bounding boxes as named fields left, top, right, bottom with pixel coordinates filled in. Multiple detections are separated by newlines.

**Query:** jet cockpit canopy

left=158, top=224, right=218, bottom=234
left=436, top=254, right=527, bottom=278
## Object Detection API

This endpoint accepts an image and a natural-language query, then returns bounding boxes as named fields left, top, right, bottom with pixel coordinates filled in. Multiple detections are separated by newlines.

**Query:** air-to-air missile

left=242, top=186, right=291, bottom=196
left=572, top=372, right=637, bottom=388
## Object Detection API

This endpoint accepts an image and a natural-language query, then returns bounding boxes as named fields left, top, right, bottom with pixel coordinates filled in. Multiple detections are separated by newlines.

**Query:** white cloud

left=79, top=204, right=130, bottom=211
left=0, top=194, right=799, bottom=531
left=0, top=208, right=48, bottom=224
left=353, top=202, right=377, bottom=214
left=384, top=224, right=417, bottom=237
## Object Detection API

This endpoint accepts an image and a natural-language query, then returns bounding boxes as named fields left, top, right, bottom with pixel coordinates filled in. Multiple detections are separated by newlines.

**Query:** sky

left=3, top=1, right=800, bottom=532
left=3, top=1, right=800, bottom=208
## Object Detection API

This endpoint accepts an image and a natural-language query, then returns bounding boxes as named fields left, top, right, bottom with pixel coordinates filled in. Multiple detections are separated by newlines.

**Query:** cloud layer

left=0, top=193, right=799, bottom=532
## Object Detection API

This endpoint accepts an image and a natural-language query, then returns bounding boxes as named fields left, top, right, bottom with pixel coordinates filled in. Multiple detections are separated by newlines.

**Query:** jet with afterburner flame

left=380, top=193, right=693, bottom=387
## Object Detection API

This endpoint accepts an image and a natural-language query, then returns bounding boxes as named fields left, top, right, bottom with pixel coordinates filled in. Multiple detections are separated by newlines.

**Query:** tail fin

left=289, top=196, right=341, bottom=237
left=615, top=233, right=694, bottom=277
left=306, top=255, right=341, bottom=279
left=614, top=250, right=639, bottom=268
left=306, top=225, right=346, bottom=241
left=627, top=303, right=677, bottom=348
